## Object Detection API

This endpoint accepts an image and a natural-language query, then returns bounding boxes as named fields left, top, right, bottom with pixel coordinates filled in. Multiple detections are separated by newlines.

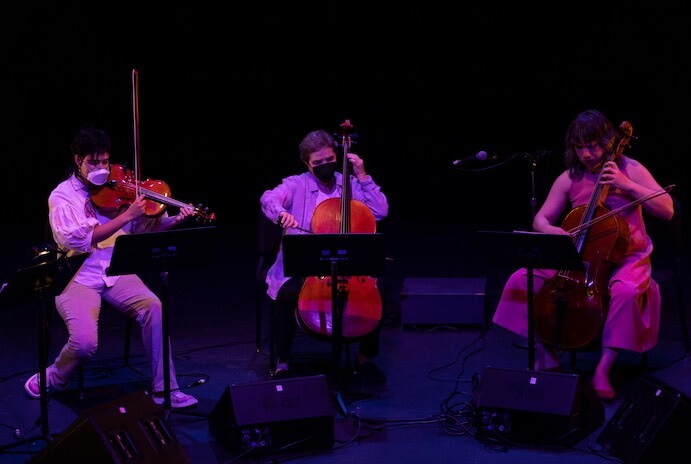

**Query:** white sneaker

left=152, top=390, right=198, bottom=409
left=24, top=373, right=46, bottom=399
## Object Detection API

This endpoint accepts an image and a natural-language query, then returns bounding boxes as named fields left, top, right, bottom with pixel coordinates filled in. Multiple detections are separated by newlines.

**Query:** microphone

left=452, top=150, right=490, bottom=166
left=187, top=378, right=207, bottom=388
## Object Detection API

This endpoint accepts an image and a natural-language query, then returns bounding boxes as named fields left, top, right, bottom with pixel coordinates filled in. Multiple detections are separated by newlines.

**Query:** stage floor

left=1, top=223, right=689, bottom=464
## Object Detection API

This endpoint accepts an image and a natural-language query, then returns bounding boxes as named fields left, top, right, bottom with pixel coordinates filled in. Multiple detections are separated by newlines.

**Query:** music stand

left=282, top=233, right=386, bottom=388
left=477, top=230, right=584, bottom=369
left=107, top=226, right=216, bottom=416
left=0, top=250, right=87, bottom=450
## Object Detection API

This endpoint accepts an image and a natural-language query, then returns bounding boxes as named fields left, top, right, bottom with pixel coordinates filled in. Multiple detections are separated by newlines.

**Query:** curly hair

left=70, top=125, right=111, bottom=160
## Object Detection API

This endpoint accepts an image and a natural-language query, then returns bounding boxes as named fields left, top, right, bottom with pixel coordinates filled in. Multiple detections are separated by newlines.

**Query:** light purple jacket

left=260, top=171, right=388, bottom=299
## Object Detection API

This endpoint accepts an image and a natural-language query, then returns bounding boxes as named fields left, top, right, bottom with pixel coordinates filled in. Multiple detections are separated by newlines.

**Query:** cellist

left=260, top=128, right=389, bottom=381
left=492, top=109, right=674, bottom=401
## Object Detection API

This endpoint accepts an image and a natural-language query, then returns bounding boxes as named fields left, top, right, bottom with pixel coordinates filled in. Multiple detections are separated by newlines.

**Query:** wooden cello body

left=533, top=204, right=630, bottom=350
left=533, top=122, right=634, bottom=350
left=296, top=120, right=383, bottom=340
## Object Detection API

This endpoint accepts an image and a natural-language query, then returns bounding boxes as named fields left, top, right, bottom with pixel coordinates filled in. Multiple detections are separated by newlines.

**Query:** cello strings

left=567, top=185, right=674, bottom=236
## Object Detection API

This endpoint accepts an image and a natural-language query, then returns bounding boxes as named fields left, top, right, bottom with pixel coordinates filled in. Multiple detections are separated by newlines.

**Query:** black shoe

left=354, top=359, right=386, bottom=384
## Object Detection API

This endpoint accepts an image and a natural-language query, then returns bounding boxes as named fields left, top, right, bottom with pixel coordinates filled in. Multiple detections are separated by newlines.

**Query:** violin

left=90, top=164, right=216, bottom=223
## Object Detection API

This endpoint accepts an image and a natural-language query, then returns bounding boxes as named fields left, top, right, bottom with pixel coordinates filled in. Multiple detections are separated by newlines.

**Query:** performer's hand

left=277, top=212, right=300, bottom=229
left=547, top=225, right=571, bottom=236
left=124, top=194, right=147, bottom=221
left=600, top=161, right=631, bottom=191
left=346, top=153, right=367, bottom=181
left=175, top=204, right=195, bottom=224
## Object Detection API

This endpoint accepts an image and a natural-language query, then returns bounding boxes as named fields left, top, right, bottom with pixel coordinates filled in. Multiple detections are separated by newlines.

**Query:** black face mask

left=312, top=161, right=338, bottom=183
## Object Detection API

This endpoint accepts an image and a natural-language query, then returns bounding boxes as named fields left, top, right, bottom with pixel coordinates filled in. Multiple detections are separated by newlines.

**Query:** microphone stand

left=512, top=152, right=545, bottom=359
left=527, top=152, right=539, bottom=220
left=452, top=148, right=549, bottom=364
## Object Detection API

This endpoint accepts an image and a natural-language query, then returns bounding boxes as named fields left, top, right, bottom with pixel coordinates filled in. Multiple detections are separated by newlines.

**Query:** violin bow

left=131, top=69, right=142, bottom=197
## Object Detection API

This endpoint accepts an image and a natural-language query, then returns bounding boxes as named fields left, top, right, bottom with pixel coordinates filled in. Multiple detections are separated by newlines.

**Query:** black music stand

left=477, top=230, right=584, bottom=370
left=282, top=233, right=386, bottom=389
left=107, top=226, right=216, bottom=416
left=0, top=249, right=87, bottom=451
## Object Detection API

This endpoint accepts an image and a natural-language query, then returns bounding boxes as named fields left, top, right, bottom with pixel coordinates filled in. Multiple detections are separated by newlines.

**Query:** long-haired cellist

left=492, top=109, right=674, bottom=401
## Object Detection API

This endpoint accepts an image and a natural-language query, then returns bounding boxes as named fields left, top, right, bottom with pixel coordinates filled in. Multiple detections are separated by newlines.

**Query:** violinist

left=260, top=128, right=389, bottom=382
left=492, top=109, right=674, bottom=401
left=24, top=124, right=198, bottom=409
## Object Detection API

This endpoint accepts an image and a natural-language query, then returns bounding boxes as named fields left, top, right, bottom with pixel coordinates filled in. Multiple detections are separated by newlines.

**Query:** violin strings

left=117, top=180, right=208, bottom=216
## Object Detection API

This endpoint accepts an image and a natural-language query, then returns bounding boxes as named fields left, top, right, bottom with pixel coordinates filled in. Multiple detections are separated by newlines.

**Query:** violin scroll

left=191, top=203, right=216, bottom=223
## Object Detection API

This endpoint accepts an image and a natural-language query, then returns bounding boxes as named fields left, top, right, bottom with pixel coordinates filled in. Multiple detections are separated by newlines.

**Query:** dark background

left=2, top=1, right=689, bottom=280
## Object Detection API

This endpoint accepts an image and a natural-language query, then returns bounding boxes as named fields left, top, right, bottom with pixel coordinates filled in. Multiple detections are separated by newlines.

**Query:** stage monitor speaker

left=475, top=366, right=603, bottom=447
left=209, top=374, right=335, bottom=455
left=29, top=390, right=189, bottom=464
left=597, top=374, right=691, bottom=464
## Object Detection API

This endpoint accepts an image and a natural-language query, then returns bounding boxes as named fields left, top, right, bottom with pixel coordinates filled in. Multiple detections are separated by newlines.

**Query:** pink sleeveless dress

left=492, top=160, right=660, bottom=352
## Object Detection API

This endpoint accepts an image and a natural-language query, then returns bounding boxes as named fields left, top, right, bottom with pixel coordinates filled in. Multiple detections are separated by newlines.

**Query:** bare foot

left=591, top=373, right=615, bottom=401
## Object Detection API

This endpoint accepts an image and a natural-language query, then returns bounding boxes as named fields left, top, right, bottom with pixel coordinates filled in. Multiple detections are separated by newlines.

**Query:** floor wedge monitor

left=209, top=374, right=335, bottom=455
left=476, top=366, right=603, bottom=447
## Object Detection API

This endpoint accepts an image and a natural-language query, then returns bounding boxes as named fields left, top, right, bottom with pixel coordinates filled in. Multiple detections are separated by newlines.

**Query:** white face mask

left=87, top=168, right=110, bottom=186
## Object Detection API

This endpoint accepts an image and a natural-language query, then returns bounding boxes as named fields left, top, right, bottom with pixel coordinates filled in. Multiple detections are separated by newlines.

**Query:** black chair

left=648, top=195, right=688, bottom=354
left=255, top=212, right=283, bottom=373
left=254, top=213, right=360, bottom=376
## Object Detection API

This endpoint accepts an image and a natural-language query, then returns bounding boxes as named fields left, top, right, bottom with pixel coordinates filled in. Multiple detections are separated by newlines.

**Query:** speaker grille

left=29, top=390, right=189, bottom=464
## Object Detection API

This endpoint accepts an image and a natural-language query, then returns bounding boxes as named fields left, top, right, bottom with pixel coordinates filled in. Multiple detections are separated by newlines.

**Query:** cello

left=533, top=121, right=634, bottom=351
left=295, top=120, right=383, bottom=340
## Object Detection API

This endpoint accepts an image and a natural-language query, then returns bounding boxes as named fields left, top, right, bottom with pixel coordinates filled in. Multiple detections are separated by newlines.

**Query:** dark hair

left=70, top=125, right=111, bottom=160
left=298, top=129, right=337, bottom=163
left=563, top=109, right=621, bottom=178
